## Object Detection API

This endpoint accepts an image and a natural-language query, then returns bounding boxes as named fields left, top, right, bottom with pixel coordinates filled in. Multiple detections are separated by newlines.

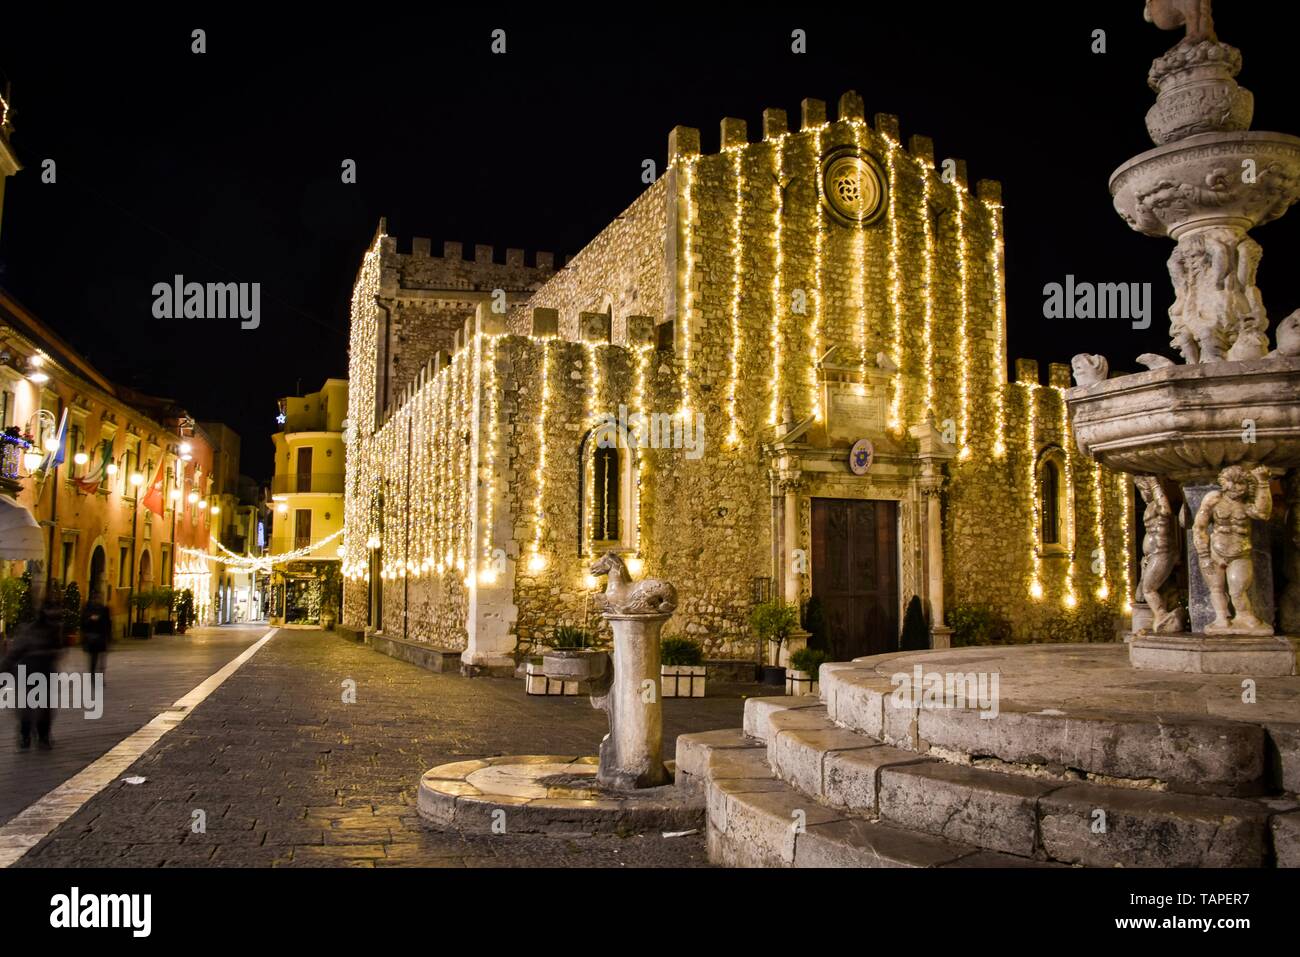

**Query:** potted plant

left=660, top=636, right=706, bottom=698
left=0, top=574, right=30, bottom=648
left=152, top=587, right=176, bottom=634
left=173, top=588, right=195, bottom=635
left=130, top=589, right=155, bottom=638
left=786, top=647, right=827, bottom=696
left=537, top=625, right=607, bottom=694
left=58, top=581, right=81, bottom=645
left=750, top=599, right=799, bottom=686
left=321, top=599, right=338, bottom=631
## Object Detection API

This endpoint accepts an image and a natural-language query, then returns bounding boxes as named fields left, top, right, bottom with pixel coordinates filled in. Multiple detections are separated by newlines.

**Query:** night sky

left=2, top=5, right=1299, bottom=480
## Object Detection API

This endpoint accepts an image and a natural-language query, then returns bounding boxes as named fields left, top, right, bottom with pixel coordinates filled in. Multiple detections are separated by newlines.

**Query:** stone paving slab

left=0, top=625, right=269, bottom=827
left=13, top=628, right=753, bottom=867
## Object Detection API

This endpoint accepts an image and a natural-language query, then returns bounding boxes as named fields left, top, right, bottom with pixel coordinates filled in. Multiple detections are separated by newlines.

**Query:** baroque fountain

left=1068, top=0, right=1300, bottom=675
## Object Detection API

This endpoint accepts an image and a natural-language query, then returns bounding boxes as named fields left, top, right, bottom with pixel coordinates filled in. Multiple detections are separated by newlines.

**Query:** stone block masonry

left=342, top=91, right=1133, bottom=662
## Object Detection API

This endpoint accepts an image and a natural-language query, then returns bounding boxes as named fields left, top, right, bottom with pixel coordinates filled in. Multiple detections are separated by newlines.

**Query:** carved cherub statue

left=1193, top=465, right=1273, bottom=633
left=1134, top=477, right=1185, bottom=633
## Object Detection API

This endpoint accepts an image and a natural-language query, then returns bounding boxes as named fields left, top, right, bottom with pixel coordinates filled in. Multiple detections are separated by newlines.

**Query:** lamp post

left=125, top=468, right=145, bottom=636
left=168, top=465, right=181, bottom=592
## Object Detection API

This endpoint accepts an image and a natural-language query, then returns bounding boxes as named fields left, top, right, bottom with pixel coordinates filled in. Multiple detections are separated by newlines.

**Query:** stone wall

left=508, top=179, right=668, bottom=345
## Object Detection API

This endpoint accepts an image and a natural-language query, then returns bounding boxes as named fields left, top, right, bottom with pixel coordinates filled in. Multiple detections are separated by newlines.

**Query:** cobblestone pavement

left=0, top=625, right=268, bottom=827
left=15, top=628, right=755, bottom=867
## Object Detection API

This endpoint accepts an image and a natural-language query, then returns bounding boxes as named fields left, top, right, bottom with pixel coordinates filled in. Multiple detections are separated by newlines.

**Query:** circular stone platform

left=847, top=643, right=1300, bottom=725
left=416, top=754, right=704, bottom=835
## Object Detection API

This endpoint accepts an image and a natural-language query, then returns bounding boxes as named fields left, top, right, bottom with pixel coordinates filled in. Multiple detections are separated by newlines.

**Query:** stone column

left=781, top=473, right=804, bottom=605
left=596, top=612, right=670, bottom=789
left=921, top=478, right=951, bottom=648
left=1182, top=482, right=1275, bottom=635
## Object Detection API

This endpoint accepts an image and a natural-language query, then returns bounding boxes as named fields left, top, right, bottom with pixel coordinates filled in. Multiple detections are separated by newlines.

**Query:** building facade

left=342, top=92, right=1135, bottom=667
left=0, top=291, right=239, bottom=635
left=269, top=378, right=347, bottom=625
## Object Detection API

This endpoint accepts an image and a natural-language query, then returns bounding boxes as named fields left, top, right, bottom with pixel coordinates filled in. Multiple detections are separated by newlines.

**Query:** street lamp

left=73, top=445, right=89, bottom=466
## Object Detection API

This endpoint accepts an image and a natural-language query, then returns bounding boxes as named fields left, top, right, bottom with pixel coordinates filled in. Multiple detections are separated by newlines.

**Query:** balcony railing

left=271, top=472, right=344, bottom=495
left=0, top=431, right=31, bottom=491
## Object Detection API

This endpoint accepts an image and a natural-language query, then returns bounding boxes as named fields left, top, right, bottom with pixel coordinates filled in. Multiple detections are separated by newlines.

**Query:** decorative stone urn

left=1067, top=1, right=1300, bottom=676
left=586, top=552, right=678, bottom=789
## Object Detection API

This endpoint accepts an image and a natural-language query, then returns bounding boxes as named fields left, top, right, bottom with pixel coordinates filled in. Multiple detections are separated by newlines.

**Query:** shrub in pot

left=660, top=636, right=705, bottom=698
left=750, top=599, right=798, bottom=686
left=786, top=647, right=827, bottom=696
left=129, top=590, right=155, bottom=638
left=62, top=581, right=82, bottom=643
left=153, top=587, right=176, bottom=634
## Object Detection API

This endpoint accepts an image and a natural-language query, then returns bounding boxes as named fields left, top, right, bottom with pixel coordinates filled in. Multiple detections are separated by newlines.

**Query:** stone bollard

left=587, top=552, right=678, bottom=790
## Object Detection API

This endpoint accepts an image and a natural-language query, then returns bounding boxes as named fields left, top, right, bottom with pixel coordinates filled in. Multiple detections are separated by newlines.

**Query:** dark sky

left=2, top=4, right=1299, bottom=479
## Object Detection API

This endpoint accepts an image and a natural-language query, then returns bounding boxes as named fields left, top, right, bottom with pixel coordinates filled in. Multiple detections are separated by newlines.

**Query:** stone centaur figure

left=1144, top=0, right=1215, bottom=42
left=589, top=552, right=677, bottom=616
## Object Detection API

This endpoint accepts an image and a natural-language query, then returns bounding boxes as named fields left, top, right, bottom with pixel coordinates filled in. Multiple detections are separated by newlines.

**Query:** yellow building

left=269, top=377, right=347, bottom=625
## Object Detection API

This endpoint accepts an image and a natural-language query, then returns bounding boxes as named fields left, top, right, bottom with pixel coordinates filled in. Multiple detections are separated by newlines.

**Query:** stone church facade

left=341, top=91, right=1134, bottom=670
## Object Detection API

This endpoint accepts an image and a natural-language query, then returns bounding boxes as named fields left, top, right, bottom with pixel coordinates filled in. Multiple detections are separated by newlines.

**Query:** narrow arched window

left=1040, top=460, right=1061, bottom=546
left=594, top=446, right=621, bottom=542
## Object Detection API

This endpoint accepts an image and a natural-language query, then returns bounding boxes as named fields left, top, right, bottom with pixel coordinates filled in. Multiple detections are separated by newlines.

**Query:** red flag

left=141, top=456, right=167, bottom=517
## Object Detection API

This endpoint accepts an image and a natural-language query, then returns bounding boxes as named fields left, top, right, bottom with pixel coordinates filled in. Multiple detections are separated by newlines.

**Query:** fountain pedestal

left=592, top=612, right=670, bottom=789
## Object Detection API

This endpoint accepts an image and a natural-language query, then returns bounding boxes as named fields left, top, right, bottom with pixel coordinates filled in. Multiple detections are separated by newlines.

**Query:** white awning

left=0, top=494, right=45, bottom=561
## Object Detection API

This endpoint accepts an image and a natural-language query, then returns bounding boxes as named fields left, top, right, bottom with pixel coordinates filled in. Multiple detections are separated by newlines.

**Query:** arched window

left=1036, top=447, right=1069, bottom=553
left=579, top=424, right=637, bottom=553
left=594, top=446, right=620, bottom=542
left=1040, top=461, right=1061, bottom=545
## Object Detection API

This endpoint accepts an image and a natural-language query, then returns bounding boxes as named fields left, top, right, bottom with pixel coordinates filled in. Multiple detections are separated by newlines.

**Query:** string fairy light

left=1092, top=460, right=1109, bottom=600
left=632, top=343, right=650, bottom=558
left=583, top=340, right=601, bottom=560
left=884, top=138, right=904, bottom=431
left=920, top=167, right=935, bottom=418
left=1021, top=382, right=1043, bottom=599
left=986, top=197, right=1008, bottom=456
left=810, top=124, right=826, bottom=422
left=954, top=185, right=972, bottom=460
left=769, top=133, right=787, bottom=426
left=1056, top=386, right=1077, bottom=609
left=725, top=145, right=744, bottom=445
left=528, top=337, right=552, bottom=574
left=1118, top=472, right=1133, bottom=614
left=853, top=120, right=870, bottom=386
left=479, top=333, right=500, bottom=585
left=679, top=156, right=698, bottom=420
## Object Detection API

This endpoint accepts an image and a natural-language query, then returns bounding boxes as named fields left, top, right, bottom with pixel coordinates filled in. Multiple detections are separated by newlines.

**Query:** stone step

left=685, top=728, right=1017, bottom=868
left=752, top=701, right=1290, bottom=866
left=820, top=663, right=1270, bottom=796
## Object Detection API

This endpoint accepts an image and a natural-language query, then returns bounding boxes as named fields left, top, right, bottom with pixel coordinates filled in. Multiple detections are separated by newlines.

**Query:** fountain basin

left=1066, top=355, right=1300, bottom=481
left=1109, top=131, right=1300, bottom=238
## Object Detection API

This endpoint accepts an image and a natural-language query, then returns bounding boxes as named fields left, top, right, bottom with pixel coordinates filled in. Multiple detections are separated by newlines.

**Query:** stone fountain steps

left=679, top=696, right=1300, bottom=867
left=678, top=729, right=1042, bottom=868
left=821, top=662, right=1276, bottom=796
